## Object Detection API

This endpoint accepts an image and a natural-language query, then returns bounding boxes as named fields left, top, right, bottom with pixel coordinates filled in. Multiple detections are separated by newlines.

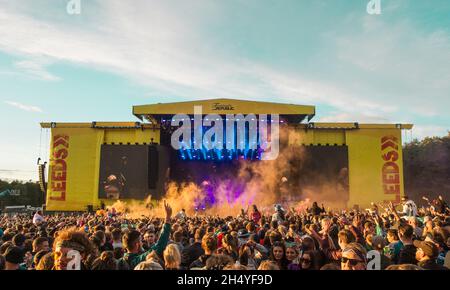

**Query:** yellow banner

left=346, top=128, right=405, bottom=208
left=46, top=128, right=103, bottom=211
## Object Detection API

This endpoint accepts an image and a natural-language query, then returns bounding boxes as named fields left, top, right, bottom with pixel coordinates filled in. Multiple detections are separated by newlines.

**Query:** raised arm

left=149, top=201, right=173, bottom=256
left=388, top=202, right=401, bottom=221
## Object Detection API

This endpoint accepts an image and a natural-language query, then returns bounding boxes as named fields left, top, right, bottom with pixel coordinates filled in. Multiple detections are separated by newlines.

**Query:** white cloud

left=4, top=101, right=43, bottom=112
left=0, top=3, right=417, bottom=115
left=0, top=1, right=448, bottom=123
left=0, top=170, right=37, bottom=182
left=333, top=15, right=450, bottom=117
left=14, top=59, right=61, bottom=81
left=410, top=125, right=449, bottom=141
left=316, top=112, right=390, bottom=123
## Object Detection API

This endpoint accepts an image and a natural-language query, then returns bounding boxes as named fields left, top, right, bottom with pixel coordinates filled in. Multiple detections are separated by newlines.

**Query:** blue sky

left=0, top=0, right=449, bottom=180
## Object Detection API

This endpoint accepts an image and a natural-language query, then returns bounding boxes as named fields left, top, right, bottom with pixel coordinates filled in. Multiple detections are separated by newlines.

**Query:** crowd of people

left=0, top=195, right=449, bottom=271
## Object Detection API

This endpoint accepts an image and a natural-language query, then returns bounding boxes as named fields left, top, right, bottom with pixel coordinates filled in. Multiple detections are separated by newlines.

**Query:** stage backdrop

left=288, top=126, right=405, bottom=208
left=45, top=126, right=160, bottom=211
left=44, top=123, right=406, bottom=211
left=98, top=145, right=149, bottom=200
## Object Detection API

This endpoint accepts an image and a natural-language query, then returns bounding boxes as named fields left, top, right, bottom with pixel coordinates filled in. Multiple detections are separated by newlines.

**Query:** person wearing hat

left=414, top=240, right=448, bottom=270
left=237, top=229, right=250, bottom=246
left=4, top=246, right=26, bottom=270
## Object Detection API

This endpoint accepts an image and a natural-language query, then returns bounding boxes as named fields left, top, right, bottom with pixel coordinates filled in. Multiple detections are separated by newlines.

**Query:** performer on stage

left=103, top=156, right=128, bottom=199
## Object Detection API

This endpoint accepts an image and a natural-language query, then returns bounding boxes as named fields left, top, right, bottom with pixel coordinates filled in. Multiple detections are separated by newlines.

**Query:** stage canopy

left=133, top=98, right=316, bottom=124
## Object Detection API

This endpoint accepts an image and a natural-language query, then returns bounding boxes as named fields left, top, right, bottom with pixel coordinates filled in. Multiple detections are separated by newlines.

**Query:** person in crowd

left=444, top=237, right=450, bottom=269
left=91, top=251, right=117, bottom=270
left=258, top=260, right=280, bottom=270
left=172, top=230, right=185, bottom=253
left=435, top=195, right=449, bottom=214
left=164, top=243, right=182, bottom=270
left=0, top=254, right=5, bottom=270
left=205, top=254, right=234, bottom=270
left=285, top=243, right=300, bottom=268
left=385, top=264, right=422, bottom=270
left=32, top=237, right=50, bottom=254
left=370, top=235, right=392, bottom=270
left=237, top=242, right=259, bottom=270
left=0, top=196, right=448, bottom=271
left=269, top=241, right=289, bottom=270
left=320, top=263, right=340, bottom=270
left=341, top=243, right=367, bottom=270
left=35, top=252, right=54, bottom=270
left=4, top=246, right=26, bottom=270
left=323, top=229, right=354, bottom=264
left=33, top=250, right=49, bottom=268
left=385, top=229, right=402, bottom=263
left=219, top=233, right=239, bottom=261
left=408, top=217, right=423, bottom=238
left=414, top=240, right=448, bottom=270
left=401, top=196, right=418, bottom=217
left=190, top=233, right=217, bottom=269
left=397, top=224, right=417, bottom=264
left=181, top=228, right=205, bottom=268
left=33, top=210, right=45, bottom=226
left=142, top=230, right=156, bottom=251
left=174, top=209, right=187, bottom=222
left=250, top=205, right=262, bottom=224
left=111, top=228, right=123, bottom=249
left=134, top=260, right=164, bottom=270
left=12, top=233, right=26, bottom=254
left=423, top=195, right=449, bottom=215
left=298, top=250, right=313, bottom=270
left=118, top=201, right=172, bottom=270
left=271, top=204, right=286, bottom=223
left=308, top=202, right=325, bottom=216
left=52, top=227, right=95, bottom=270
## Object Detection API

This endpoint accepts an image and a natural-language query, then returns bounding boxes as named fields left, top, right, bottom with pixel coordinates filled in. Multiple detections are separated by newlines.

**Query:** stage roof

left=133, top=98, right=316, bottom=123
left=40, top=121, right=413, bottom=130
left=40, top=98, right=413, bottom=130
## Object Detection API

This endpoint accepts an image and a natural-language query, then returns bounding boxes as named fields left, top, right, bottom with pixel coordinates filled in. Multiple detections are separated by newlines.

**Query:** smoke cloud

left=109, top=129, right=349, bottom=217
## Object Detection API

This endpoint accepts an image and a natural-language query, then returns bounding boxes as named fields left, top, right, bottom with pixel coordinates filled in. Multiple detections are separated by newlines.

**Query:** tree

left=403, top=132, right=450, bottom=203
left=0, top=179, right=44, bottom=209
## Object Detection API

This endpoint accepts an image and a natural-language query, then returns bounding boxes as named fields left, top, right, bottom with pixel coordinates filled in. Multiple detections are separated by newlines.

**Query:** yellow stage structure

left=41, top=99, right=412, bottom=211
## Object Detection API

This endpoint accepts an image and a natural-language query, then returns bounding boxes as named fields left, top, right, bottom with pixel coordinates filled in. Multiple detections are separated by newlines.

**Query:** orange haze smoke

left=108, top=129, right=348, bottom=217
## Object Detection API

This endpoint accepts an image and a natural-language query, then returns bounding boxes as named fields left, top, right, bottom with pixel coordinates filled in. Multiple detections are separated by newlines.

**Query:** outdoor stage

left=40, top=99, right=413, bottom=212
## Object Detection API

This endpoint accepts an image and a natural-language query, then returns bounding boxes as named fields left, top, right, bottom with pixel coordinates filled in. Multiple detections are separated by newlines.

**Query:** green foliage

left=0, top=179, right=45, bottom=208
left=403, top=132, right=450, bottom=202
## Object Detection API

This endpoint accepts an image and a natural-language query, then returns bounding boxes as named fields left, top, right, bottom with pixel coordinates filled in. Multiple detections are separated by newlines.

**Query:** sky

left=0, top=0, right=449, bottom=181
